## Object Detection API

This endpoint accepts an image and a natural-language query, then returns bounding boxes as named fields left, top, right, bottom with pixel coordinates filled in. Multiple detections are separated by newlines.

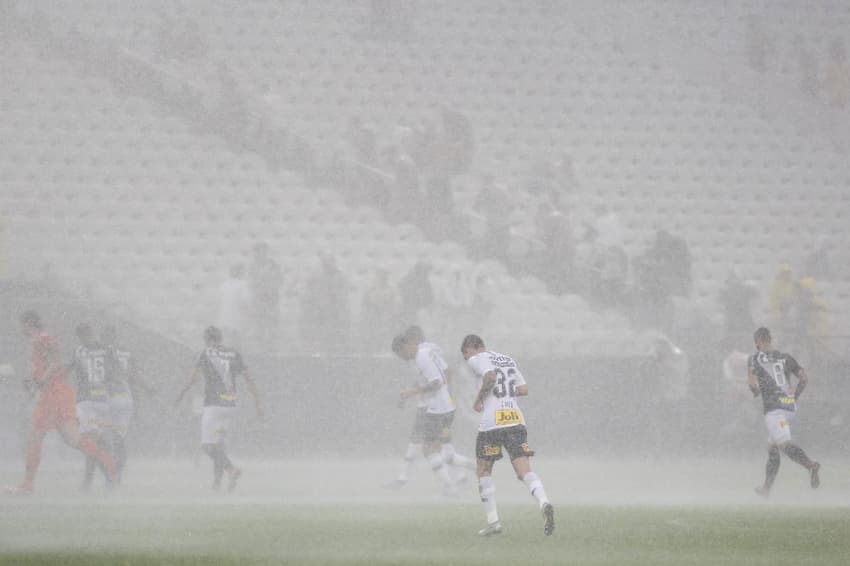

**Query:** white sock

left=398, top=443, right=421, bottom=481
left=441, top=443, right=475, bottom=470
left=479, top=476, right=499, bottom=525
left=427, top=452, right=452, bottom=487
left=522, top=472, right=549, bottom=507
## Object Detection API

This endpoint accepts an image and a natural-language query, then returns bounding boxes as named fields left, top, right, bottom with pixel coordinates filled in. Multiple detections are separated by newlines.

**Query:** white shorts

left=108, top=394, right=134, bottom=437
left=76, top=400, right=110, bottom=435
left=764, top=409, right=795, bottom=445
left=201, top=405, right=235, bottom=445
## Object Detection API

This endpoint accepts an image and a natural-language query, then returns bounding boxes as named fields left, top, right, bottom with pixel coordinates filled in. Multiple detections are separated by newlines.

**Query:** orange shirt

left=32, top=332, right=66, bottom=388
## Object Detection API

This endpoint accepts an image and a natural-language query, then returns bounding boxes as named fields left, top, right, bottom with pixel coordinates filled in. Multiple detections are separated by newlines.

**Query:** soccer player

left=388, top=329, right=474, bottom=493
left=748, top=326, right=820, bottom=497
left=69, top=323, right=114, bottom=490
left=5, top=311, right=116, bottom=495
left=385, top=333, right=430, bottom=489
left=89, top=325, right=152, bottom=486
left=461, top=334, right=554, bottom=537
left=175, top=326, right=264, bottom=492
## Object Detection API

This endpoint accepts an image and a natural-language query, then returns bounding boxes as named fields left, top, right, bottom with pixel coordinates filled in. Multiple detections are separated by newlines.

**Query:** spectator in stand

left=386, top=148, right=422, bottom=223
left=803, top=238, right=831, bottom=281
left=249, top=243, right=282, bottom=352
left=591, top=243, right=628, bottom=310
left=439, top=105, right=474, bottom=175
left=718, top=270, right=758, bottom=341
left=793, top=276, right=831, bottom=362
left=346, top=117, right=378, bottom=165
left=554, top=153, right=580, bottom=196
left=359, top=269, right=401, bottom=354
left=640, top=229, right=691, bottom=298
left=397, top=261, right=434, bottom=326
left=823, top=38, right=849, bottom=109
left=768, top=264, right=798, bottom=330
left=572, top=225, right=597, bottom=298
left=473, top=176, right=512, bottom=262
left=592, top=205, right=624, bottom=249
left=642, top=336, right=690, bottom=456
left=632, top=238, right=674, bottom=333
left=217, top=264, right=252, bottom=350
left=300, top=255, right=350, bottom=354
left=535, top=202, right=574, bottom=295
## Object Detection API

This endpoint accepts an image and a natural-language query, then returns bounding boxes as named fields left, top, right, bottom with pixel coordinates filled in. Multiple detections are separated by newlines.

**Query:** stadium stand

left=2, top=0, right=849, bottom=359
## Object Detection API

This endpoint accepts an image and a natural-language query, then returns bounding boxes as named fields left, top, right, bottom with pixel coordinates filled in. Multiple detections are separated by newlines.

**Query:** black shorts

left=476, top=425, right=535, bottom=462
left=409, top=409, right=428, bottom=443
left=421, top=411, right=454, bottom=443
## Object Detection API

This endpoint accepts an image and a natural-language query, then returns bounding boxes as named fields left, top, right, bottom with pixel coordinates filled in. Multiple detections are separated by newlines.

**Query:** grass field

left=2, top=458, right=850, bottom=565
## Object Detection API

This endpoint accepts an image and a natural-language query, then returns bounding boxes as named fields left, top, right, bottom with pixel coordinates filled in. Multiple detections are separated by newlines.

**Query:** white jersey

left=466, top=350, right=527, bottom=432
left=413, top=342, right=455, bottom=414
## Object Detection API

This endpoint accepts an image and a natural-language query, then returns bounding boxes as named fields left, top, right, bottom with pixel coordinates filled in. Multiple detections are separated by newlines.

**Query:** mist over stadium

left=1, top=1, right=849, bottom=565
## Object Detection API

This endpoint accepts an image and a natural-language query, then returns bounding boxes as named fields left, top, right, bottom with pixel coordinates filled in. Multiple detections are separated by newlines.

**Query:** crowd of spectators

left=746, top=15, right=849, bottom=110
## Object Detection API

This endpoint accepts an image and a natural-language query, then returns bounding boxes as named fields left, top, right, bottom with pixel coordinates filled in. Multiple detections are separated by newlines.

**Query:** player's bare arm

left=793, top=367, right=808, bottom=399
left=515, top=383, right=528, bottom=397
left=747, top=372, right=761, bottom=397
left=400, top=378, right=441, bottom=401
left=240, top=369, right=264, bottom=418
left=174, top=367, right=201, bottom=407
left=474, top=371, right=496, bottom=412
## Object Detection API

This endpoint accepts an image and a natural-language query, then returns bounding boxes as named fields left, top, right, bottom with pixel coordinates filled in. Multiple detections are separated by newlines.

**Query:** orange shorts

left=32, top=379, right=78, bottom=433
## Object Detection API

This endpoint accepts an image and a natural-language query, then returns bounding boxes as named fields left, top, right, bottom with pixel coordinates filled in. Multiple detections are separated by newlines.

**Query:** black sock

left=83, top=456, right=96, bottom=488
left=782, top=443, right=814, bottom=469
left=765, top=446, right=780, bottom=489
left=203, top=444, right=225, bottom=486
left=112, top=435, right=127, bottom=475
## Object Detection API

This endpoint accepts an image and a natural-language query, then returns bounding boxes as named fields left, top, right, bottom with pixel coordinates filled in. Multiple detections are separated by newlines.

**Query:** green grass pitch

left=2, top=503, right=850, bottom=565
left=2, top=457, right=849, bottom=565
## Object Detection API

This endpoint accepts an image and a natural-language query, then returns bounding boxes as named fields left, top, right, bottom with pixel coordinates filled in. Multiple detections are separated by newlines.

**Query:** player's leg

left=10, top=426, right=48, bottom=494
left=476, top=431, right=502, bottom=536
left=201, top=407, right=239, bottom=492
left=758, top=411, right=789, bottom=496
left=756, top=444, right=781, bottom=497
left=423, top=439, right=454, bottom=493
left=386, top=411, right=425, bottom=489
left=202, top=443, right=227, bottom=489
left=780, top=442, right=820, bottom=488
left=439, top=413, right=475, bottom=472
left=507, top=426, right=554, bottom=536
left=82, top=455, right=97, bottom=492
left=110, top=396, right=134, bottom=479
left=13, top=397, right=52, bottom=493
left=441, top=442, right=475, bottom=469
left=57, top=419, right=117, bottom=482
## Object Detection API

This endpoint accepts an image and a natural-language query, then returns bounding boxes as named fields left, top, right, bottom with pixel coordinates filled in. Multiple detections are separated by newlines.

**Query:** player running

left=461, top=334, right=554, bottom=537
left=175, top=326, right=264, bottom=492
left=5, top=311, right=116, bottom=495
left=387, top=328, right=474, bottom=494
left=86, top=325, right=152, bottom=487
left=69, top=323, right=114, bottom=490
left=748, top=326, right=820, bottom=497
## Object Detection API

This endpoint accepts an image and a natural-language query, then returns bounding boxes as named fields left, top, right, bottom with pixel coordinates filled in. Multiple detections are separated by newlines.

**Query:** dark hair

left=391, top=334, right=406, bottom=355
left=403, top=325, right=424, bottom=343
left=75, top=323, right=93, bottom=339
left=204, top=326, right=223, bottom=344
left=754, top=327, right=771, bottom=343
left=461, top=334, right=485, bottom=352
left=19, top=310, right=42, bottom=329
